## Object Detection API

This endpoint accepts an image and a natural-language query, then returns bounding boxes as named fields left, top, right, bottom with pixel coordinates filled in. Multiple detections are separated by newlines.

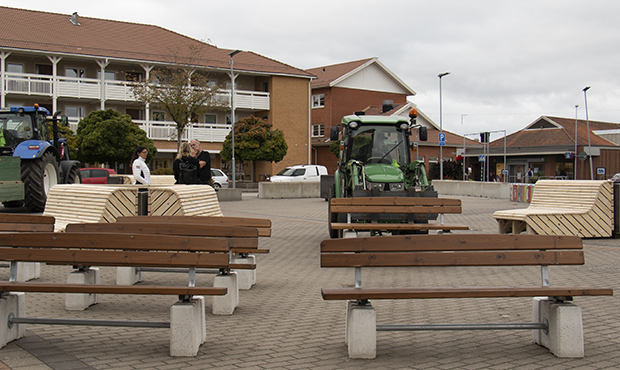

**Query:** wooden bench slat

left=330, top=205, right=462, bottom=214
left=0, top=282, right=227, bottom=296
left=116, top=215, right=272, bottom=228
left=330, top=198, right=461, bottom=206
left=0, top=214, right=55, bottom=224
left=329, top=223, right=469, bottom=231
left=66, top=222, right=259, bottom=238
left=0, top=248, right=232, bottom=268
left=320, top=234, right=584, bottom=252
left=1, top=232, right=230, bottom=252
left=321, top=286, right=614, bottom=300
left=321, top=250, right=585, bottom=267
left=0, top=224, right=55, bottom=232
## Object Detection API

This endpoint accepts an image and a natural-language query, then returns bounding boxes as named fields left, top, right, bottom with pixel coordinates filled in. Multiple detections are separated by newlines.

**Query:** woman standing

left=132, top=146, right=152, bottom=185
left=173, top=142, right=200, bottom=184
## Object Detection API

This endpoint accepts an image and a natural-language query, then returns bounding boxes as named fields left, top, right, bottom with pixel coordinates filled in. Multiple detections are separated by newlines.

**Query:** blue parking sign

left=439, top=133, right=446, bottom=146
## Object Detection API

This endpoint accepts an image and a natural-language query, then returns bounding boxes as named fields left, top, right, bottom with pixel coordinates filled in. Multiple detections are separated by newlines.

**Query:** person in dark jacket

left=190, top=139, right=212, bottom=185
left=173, top=142, right=200, bottom=184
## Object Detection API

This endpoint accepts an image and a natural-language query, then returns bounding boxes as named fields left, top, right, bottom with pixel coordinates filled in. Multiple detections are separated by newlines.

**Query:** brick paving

left=0, top=194, right=618, bottom=369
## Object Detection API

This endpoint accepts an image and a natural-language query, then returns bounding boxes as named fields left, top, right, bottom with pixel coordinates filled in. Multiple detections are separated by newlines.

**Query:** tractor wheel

left=2, top=200, right=24, bottom=208
left=328, top=184, right=344, bottom=239
left=22, top=151, right=59, bottom=212
left=65, top=165, right=82, bottom=184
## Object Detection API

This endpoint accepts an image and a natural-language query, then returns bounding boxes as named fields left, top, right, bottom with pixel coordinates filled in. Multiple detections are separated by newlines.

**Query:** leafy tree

left=329, top=140, right=340, bottom=158
left=429, top=160, right=463, bottom=180
left=131, top=44, right=226, bottom=150
left=221, top=116, right=287, bottom=179
left=75, top=109, right=156, bottom=165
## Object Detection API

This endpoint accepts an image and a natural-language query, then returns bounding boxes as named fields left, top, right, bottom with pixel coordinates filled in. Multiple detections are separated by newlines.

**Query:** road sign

left=597, top=167, right=605, bottom=175
left=578, top=151, right=588, bottom=161
left=439, top=133, right=445, bottom=146
left=478, top=155, right=485, bottom=162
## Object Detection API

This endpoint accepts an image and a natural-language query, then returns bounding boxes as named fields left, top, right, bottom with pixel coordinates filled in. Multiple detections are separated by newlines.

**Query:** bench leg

left=212, top=272, right=238, bottom=315
left=16, top=262, right=40, bottom=282
left=234, top=255, right=256, bottom=290
left=116, top=267, right=142, bottom=285
left=0, top=292, right=25, bottom=349
left=170, top=298, right=204, bottom=357
left=532, top=297, right=584, bottom=358
left=346, top=302, right=376, bottom=359
left=65, top=268, right=100, bottom=311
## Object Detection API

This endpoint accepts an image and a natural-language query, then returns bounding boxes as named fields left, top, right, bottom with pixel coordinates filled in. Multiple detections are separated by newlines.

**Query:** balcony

left=68, top=119, right=231, bottom=143
left=3, top=72, right=269, bottom=110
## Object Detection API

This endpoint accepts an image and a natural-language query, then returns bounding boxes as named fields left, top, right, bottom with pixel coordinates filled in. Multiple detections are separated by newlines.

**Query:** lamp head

left=583, top=86, right=591, bottom=92
left=438, top=72, right=451, bottom=78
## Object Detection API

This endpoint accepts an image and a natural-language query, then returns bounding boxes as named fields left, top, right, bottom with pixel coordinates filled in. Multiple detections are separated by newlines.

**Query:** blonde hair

left=176, top=142, right=193, bottom=159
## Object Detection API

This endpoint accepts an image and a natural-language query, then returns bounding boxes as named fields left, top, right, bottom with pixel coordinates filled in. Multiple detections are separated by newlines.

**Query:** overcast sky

left=3, top=0, right=619, bottom=140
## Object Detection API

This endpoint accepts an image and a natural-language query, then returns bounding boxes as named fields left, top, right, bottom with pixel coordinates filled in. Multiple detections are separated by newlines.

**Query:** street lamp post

left=438, top=72, right=450, bottom=180
left=582, top=86, right=593, bottom=180
left=229, top=50, right=242, bottom=188
left=574, top=105, right=578, bottom=180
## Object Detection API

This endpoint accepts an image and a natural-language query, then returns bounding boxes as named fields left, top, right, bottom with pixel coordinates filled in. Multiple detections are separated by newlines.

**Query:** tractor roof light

left=348, top=121, right=359, bottom=129
left=398, top=123, right=409, bottom=131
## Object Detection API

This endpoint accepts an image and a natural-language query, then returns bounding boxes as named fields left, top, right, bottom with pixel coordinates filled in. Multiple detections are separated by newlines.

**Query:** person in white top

left=132, top=146, right=152, bottom=185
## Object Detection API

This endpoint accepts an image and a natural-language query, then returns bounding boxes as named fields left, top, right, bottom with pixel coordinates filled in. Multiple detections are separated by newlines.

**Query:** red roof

left=490, top=116, right=620, bottom=147
left=0, top=6, right=313, bottom=78
left=306, top=58, right=375, bottom=88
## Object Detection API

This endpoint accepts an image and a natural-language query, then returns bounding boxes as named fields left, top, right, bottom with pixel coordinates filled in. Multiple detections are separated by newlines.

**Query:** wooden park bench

left=65, top=221, right=266, bottom=314
left=320, top=234, right=613, bottom=359
left=493, top=180, right=613, bottom=238
left=329, top=197, right=469, bottom=237
left=0, top=232, right=237, bottom=356
left=0, top=214, right=55, bottom=281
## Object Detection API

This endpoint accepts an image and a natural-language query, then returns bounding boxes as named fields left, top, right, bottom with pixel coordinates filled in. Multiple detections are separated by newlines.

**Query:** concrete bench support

left=533, top=297, right=584, bottom=358
left=65, top=268, right=100, bottom=311
left=346, top=302, right=376, bottom=359
left=212, top=272, right=238, bottom=315
left=0, top=293, right=25, bottom=348
left=170, top=298, right=205, bottom=357
left=116, top=267, right=143, bottom=286
left=233, top=255, right=256, bottom=290
left=16, top=262, right=40, bottom=282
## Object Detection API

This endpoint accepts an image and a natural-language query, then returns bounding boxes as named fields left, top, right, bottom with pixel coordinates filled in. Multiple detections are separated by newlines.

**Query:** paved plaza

left=0, top=194, right=618, bottom=369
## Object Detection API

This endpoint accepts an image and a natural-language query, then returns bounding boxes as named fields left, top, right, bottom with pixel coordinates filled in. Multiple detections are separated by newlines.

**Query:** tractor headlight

left=366, top=181, right=384, bottom=191
left=388, top=183, right=404, bottom=191
left=348, top=121, right=359, bottom=129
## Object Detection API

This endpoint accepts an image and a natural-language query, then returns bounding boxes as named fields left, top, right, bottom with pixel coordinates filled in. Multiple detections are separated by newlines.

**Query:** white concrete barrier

left=432, top=180, right=512, bottom=199
left=258, top=182, right=320, bottom=199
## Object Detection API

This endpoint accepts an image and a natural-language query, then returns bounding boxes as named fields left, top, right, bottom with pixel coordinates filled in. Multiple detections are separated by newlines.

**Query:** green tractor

left=328, top=109, right=437, bottom=238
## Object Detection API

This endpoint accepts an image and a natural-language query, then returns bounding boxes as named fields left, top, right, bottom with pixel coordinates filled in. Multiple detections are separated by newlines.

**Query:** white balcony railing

left=3, top=72, right=269, bottom=110
left=68, top=119, right=232, bottom=143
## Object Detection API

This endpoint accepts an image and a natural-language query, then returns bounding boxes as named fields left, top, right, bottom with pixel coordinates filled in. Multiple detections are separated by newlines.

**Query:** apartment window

left=65, top=106, right=85, bottom=119
left=126, top=109, right=143, bottom=120
left=7, top=63, right=23, bottom=74
left=312, top=124, right=325, bottom=138
left=261, top=81, right=269, bottom=92
left=36, top=64, right=52, bottom=76
left=225, top=115, right=232, bottom=125
left=152, top=111, right=166, bottom=121
left=65, top=67, right=84, bottom=78
left=125, top=72, right=143, bottom=82
left=207, top=80, right=217, bottom=88
left=204, top=114, right=217, bottom=124
left=312, top=94, right=325, bottom=108
left=97, top=71, right=116, bottom=81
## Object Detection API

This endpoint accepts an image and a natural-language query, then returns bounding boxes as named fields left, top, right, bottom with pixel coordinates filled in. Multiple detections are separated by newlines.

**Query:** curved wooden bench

left=42, top=185, right=138, bottom=231
left=493, top=180, right=613, bottom=237
left=320, top=234, right=613, bottom=359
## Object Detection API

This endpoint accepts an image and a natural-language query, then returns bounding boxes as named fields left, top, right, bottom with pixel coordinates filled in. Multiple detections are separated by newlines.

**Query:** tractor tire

left=328, top=184, right=344, bottom=239
left=22, top=151, right=59, bottom=212
left=2, top=200, right=24, bottom=208
left=65, top=165, right=82, bottom=184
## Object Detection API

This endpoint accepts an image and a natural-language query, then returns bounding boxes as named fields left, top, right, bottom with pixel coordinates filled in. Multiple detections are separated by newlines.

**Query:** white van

left=269, top=164, right=328, bottom=182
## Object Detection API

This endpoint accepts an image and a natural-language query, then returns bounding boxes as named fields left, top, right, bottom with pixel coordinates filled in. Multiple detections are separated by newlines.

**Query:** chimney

left=69, top=12, right=81, bottom=26
left=382, top=100, right=394, bottom=113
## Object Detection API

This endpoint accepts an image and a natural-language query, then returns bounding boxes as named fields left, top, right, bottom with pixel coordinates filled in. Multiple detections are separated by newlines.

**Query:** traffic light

left=480, top=132, right=490, bottom=143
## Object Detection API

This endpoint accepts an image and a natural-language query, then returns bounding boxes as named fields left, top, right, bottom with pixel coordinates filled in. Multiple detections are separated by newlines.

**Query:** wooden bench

left=0, top=232, right=237, bottom=356
left=320, top=234, right=613, bottom=359
left=115, top=215, right=272, bottom=237
left=493, top=180, right=613, bottom=238
left=329, top=197, right=469, bottom=237
left=65, top=221, right=265, bottom=314
left=0, top=214, right=55, bottom=281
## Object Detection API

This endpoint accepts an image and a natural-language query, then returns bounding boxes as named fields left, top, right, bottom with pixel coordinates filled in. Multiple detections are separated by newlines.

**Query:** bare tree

left=131, top=44, right=228, bottom=150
